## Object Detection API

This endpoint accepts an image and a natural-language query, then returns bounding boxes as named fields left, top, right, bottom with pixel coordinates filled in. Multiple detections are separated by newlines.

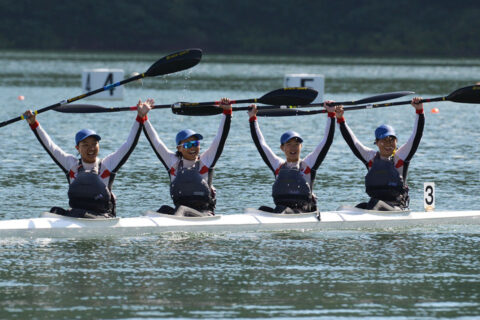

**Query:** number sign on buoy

left=424, top=182, right=435, bottom=211
left=81, top=69, right=124, bottom=100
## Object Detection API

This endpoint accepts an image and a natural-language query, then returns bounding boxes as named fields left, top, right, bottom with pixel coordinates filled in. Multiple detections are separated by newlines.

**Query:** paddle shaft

left=2, top=48, right=202, bottom=126
left=342, top=96, right=445, bottom=111
left=0, top=74, right=144, bottom=127
left=257, top=96, right=442, bottom=117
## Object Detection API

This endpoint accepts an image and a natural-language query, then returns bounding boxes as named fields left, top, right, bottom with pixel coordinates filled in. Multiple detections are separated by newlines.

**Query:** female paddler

left=143, top=98, right=232, bottom=217
left=335, top=97, right=425, bottom=211
left=247, top=102, right=338, bottom=213
left=23, top=99, right=152, bottom=218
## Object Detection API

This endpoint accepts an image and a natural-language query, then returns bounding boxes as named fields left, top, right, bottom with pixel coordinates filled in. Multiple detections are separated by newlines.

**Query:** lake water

left=0, top=50, right=479, bottom=319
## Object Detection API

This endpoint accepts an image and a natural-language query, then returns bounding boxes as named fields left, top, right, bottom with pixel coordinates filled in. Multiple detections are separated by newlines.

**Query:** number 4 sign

left=424, top=182, right=435, bottom=211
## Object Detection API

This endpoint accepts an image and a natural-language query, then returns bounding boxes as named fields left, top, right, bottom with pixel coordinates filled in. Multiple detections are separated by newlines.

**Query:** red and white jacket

left=337, top=109, right=425, bottom=183
left=29, top=115, right=146, bottom=187
left=143, top=110, right=232, bottom=183
left=249, top=112, right=336, bottom=186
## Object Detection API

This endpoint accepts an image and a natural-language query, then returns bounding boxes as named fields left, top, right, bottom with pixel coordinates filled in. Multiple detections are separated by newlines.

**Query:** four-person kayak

left=0, top=207, right=479, bottom=238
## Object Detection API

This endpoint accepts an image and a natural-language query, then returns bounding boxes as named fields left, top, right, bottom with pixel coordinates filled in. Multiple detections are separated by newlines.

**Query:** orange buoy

left=18, top=95, right=25, bottom=101
left=431, top=107, right=439, bottom=114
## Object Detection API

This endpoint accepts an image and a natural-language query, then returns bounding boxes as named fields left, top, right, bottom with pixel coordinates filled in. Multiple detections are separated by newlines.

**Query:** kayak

left=0, top=207, right=479, bottom=238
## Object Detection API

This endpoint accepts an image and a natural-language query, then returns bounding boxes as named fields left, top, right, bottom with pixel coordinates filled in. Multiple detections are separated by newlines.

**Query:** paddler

left=23, top=99, right=152, bottom=218
left=335, top=97, right=425, bottom=211
left=143, top=98, right=232, bottom=217
left=247, top=102, right=338, bottom=213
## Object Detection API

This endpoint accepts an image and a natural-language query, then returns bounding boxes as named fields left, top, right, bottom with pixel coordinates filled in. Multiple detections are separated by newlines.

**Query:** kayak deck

left=0, top=208, right=479, bottom=238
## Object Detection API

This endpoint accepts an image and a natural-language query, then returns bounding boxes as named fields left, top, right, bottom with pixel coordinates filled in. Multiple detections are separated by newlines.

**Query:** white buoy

left=81, top=69, right=124, bottom=100
left=284, top=74, right=324, bottom=103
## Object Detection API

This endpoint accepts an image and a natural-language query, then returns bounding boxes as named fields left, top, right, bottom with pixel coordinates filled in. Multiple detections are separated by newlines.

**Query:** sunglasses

left=179, top=140, right=200, bottom=149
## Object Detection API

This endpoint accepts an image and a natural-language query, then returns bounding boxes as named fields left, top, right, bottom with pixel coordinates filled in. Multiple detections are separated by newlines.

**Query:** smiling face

left=280, top=138, right=302, bottom=163
left=376, top=136, right=397, bottom=158
left=177, top=136, right=200, bottom=161
left=75, top=136, right=99, bottom=163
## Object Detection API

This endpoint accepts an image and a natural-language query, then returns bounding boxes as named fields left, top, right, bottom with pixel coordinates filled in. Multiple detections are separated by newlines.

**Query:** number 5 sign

left=424, top=182, right=435, bottom=211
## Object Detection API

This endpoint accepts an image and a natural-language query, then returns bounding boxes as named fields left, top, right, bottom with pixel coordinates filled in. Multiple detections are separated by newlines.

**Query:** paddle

left=178, top=87, right=318, bottom=107
left=255, top=84, right=480, bottom=117
left=256, top=91, right=414, bottom=110
left=53, top=87, right=318, bottom=114
left=1, top=48, right=202, bottom=127
left=171, top=90, right=414, bottom=116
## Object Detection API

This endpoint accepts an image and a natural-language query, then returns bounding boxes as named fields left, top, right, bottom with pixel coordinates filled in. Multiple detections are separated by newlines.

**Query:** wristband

left=29, top=120, right=39, bottom=130
left=136, top=114, right=148, bottom=124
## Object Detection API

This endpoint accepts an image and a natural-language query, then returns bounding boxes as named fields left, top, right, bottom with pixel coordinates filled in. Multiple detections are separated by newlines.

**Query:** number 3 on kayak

left=424, top=182, right=435, bottom=211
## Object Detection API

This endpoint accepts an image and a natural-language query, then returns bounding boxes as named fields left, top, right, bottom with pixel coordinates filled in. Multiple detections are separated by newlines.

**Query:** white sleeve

left=303, top=116, right=335, bottom=168
left=251, top=119, right=283, bottom=171
left=199, top=114, right=230, bottom=168
left=101, top=119, right=142, bottom=172
left=340, top=121, right=377, bottom=163
left=32, top=123, right=78, bottom=172
left=143, top=119, right=178, bottom=169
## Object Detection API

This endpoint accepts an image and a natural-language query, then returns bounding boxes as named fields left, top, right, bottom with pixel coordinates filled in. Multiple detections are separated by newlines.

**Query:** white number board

left=82, top=69, right=124, bottom=100
left=424, top=182, right=435, bottom=211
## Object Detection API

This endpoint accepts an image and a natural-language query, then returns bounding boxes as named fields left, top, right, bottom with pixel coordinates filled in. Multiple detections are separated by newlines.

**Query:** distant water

left=0, top=50, right=479, bottom=319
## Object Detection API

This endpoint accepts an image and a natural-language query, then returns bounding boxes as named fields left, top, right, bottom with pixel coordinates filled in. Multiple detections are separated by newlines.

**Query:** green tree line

left=1, top=0, right=479, bottom=57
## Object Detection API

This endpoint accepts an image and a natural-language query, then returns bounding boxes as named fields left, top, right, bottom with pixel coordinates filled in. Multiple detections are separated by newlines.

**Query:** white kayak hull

left=0, top=208, right=480, bottom=238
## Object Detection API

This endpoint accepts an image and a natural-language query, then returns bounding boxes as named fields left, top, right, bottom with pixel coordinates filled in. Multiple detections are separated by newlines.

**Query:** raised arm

left=24, top=110, right=77, bottom=175
left=248, top=104, right=283, bottom=174
left=303, top=102, right=336, bottom=170
left=335, top=106, right=376, bottom=167
left=142, top=100, right=180, bottom=171
left=199, top=98, right=232, bottom=168
left=395, top=97, right=425, bottom=162
left=102, top=99, right=152, bottom=173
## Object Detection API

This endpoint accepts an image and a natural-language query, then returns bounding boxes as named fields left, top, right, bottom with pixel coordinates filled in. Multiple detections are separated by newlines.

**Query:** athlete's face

left=75, top=136, right=99, bottom=163
left=281, top=138, right=302, bottom=162
left=177, top=136, right=200, bottom=161
left=376, top=136, right=397, bottom=158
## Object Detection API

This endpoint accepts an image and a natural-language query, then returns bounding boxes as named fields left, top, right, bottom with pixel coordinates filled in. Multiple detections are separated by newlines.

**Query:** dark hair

left=175, top=151, right=183, bottom=158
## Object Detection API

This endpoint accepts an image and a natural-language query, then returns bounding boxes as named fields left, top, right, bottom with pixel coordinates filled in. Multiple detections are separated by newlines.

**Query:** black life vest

left=272, top=164, right=316, bottom=212
left=67, top=160, right=114, bottom=215
left=170, top=160, right=215, bottom=211
left=365, top=153, right=408, bottom=203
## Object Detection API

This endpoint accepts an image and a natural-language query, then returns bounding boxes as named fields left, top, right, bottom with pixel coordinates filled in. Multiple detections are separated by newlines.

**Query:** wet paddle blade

left=446, top=85, right=480, bottom=103
left=145, top=48, right=202, bottom=77
left=258, top=87, right=318, bottom=105
left=54, top=104, right=114, bottom=113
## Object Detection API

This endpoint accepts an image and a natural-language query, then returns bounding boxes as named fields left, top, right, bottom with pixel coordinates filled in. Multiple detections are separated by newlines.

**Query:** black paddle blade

left=258, top=87, right=318, bottom=105
left=172, top=105, right=223, bottom=116
left=54, top=104, right=111, bottom=113
left=257, top=108, right=324, bottom=117
left=350, top=91, right=415, bottom=105
left=145, top=48, right=202, bottom=77
left=447, top=85, right=480, bottom=103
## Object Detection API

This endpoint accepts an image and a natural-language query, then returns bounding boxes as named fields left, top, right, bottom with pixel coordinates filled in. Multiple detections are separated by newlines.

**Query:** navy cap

left=75, top=129, right=101, bottom=145
left=280, top=130, right=303, bottom=145
left=375, top=124, right=397, bottom=140
left=175, top=129, right=203, bottom=145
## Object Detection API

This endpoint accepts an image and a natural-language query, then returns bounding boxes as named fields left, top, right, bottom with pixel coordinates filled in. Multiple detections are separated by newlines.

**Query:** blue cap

left=375, top=125, right=397, bottom=140
left=280, top=130, right=303, bottom=145
left=175, top=129, right=203, bottom=145
left=75, top=129, right=101, bottom=145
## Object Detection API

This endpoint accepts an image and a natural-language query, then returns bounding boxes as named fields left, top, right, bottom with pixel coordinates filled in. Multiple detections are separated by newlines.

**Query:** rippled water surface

left=0, top=50, right=479, bottom=319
